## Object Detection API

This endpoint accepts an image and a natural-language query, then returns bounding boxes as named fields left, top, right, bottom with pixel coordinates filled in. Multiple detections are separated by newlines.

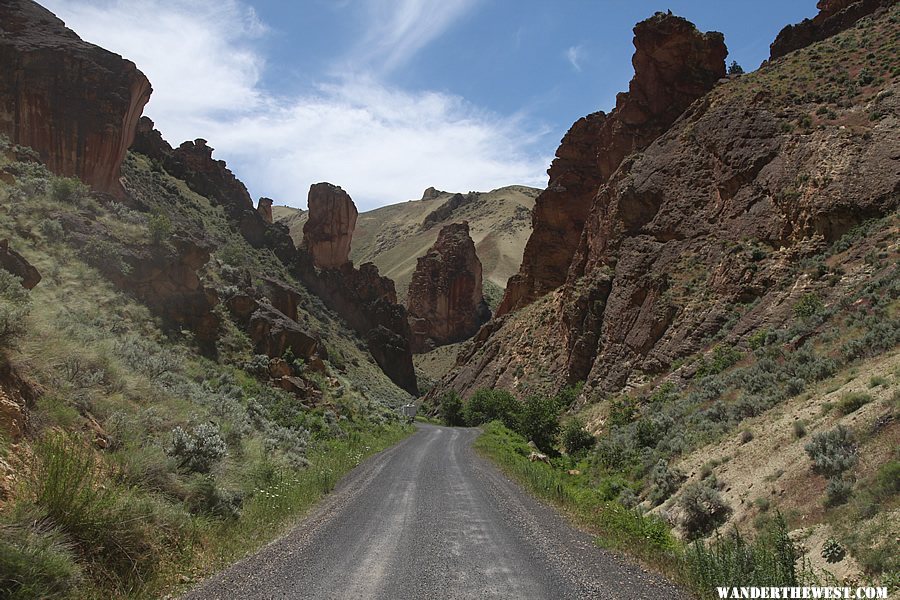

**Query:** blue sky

left=43, top=0, right=815, bottom=210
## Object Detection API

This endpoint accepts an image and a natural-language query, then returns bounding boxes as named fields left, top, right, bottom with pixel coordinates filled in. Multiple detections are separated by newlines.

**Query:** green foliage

left=0, top=521, right=82, bottom=600
left=793, top=293, right=825, bottom=319
left=872, top=460, right=900, bottom=500
left=148, top=211, right=172, bottom=244
left=728, top=60, right=745, bottom=76
left=463, top=388, right=520, bottom=430
left=821, top=537, right=846, bottom=563
left=684, top=514, right=806, bottom=595
left=694, top=345, right=742, bottom=379
left=561, top=418, right=595, bottom=457
left=792, top=420, right=807, bottom=439
left=518, top=394, right=561, bottom=452
left=439, top=390, right=465, bottom=426
left=804, top=425, right=858, bottom=477
left=168, top=423, right=227, bottom=473
left=185, top=476, right=242, bottom=519
left=49, top=177, right=89, bottom=205
left=28, top=432, right=178, bottom=587
left=679, top=479, right=732, bottom=540
left=648, top=459, right=683, bottom=506
left=835, top=391, right=872, bottom=415
left=823, top=476, right=853, bottom=507
left=0, top=270, right=31, bottom=340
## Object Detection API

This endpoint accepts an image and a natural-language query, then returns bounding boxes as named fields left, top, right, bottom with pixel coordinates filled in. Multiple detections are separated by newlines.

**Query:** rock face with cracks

left=302, top=183, right=358, bottom=269
left=498, top=12, right=727, bottom=316
left=0, top=0, right=151, bottom=196
left=407, top=222, right=490, bottom=353
left=428, top=5, right=900, bottom=404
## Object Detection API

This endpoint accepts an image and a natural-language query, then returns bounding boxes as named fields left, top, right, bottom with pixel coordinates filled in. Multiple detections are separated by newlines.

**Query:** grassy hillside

left=274, top=185, right=538, bottom=306
left=0, top=139, right=412, bottom=599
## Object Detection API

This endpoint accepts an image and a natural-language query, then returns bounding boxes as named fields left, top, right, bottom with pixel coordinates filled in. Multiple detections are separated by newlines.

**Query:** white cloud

left=351, top=0, right=481, bottom=73
left=566, top=44, right=585, bottom=72
left=42, top=0, right=549, bottom=210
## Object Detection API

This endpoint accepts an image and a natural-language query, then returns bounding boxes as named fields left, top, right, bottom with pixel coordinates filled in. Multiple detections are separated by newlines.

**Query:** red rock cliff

left=407, top=222, right=491, bottom=353
left=293, top=184, right=418, bottom=395
left=302, top=183, right=358, bottom=269
left=0, top=0, right=151, bottom=196
left=498, top=12, right=726, bottom=316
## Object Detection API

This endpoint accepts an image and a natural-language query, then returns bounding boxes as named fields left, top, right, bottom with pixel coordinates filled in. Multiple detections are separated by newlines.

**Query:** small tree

left=562, top=418, right=595, bottom=457
left=439, top=390, right=465, bottom=426
left=518, top=394, right=561, bottom=452
left=148, top=211, right=172, bottom=245
left=728, top=60, right=744, bottom=76
left=463, top=388, right=520, bottom=430
left=679, top=480, right=732, bottom=539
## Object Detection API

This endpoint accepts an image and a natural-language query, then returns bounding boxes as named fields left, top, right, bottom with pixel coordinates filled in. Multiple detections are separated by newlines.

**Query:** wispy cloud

left=42, top=0, right=549, bottom=210
left=566, top=44, right=585, bottom=72
left=351, top=0, right=481, bottom=73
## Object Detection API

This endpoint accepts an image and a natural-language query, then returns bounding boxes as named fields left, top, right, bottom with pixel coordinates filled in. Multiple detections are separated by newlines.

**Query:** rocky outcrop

left=129, top=123, right=296, bottom=261
left=302, top=183, right=358, bottom=268
left=61, top=213, right=220, bottom=349
left=429, top=5, right=900, bottom=403
left=257, top=197, right=274, bottom=224
left=421, top=192, right=478, bottom=230
left=0, top=0, right=151, bottom=196
left=769, top=0, right=894, bottom=60
left=407, top=222, right=490, bottom=352
left=0, top=357, right=37, bottom=442
left=498, top=13, right=726, bottom=316
left=293, top=183, right=418, bottom=395
left=0, top=239, right=40, bottom=289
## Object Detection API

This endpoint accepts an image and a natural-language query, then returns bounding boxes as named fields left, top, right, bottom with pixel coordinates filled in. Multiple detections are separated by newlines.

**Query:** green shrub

left=562, top=418, right=595, bottom=457
left=823, top=476, right=853, bottom=507
left=0, top=521, right=81, bottom=599
left=868, top=375, right=887, bottom=388
left=518, top=394, right=561, bottom=452
left=872, top=460, right=900, bottom=500
left=821, top=537, right=845, bottom=563
left=648, top=459, right=683, bottom=506
left=792, top=420, right=807, bottom=439
left=439, top=390, right=465, bottom=426
left=794, top=293, right=824, bottom=319
left=695, top=345, right=743, bottom=379
left=835, top=391, right=872, bottom=415
left=168, top=423, right=227, bottom=473
left=0, top=270, right=31, bottom=340
left=463, top=388, right=520, bottom=430
left=49, top=177, right=89, bottom=204
left=148, top=211, right=172, bottom=244
left=679, top=480, right=732, bottom=539
left=804, top=425, right=857, bottom=477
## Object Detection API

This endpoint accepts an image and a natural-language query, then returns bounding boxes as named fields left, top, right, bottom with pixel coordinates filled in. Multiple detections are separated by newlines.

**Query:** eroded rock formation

left=257, top=197, right=274, bottom=224
left=407, top=222, right=490, bottom=352
left=294, top=183, right=418, bottom=394
left=0, top=0, right=151, bottom=196
left=428, top=5, right=900, bottom=404
left=498, top=12, right=726, bottom=316
left=302, top=183, right=358, bottom=268
left=769, top=0, right=894, bottom=60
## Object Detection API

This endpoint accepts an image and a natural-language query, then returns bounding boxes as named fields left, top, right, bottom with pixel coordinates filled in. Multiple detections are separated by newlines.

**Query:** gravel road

left=185, top=424, right=688, bottom=599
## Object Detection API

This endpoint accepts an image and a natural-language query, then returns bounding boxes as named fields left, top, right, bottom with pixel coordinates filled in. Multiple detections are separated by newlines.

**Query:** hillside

left=427, top=2, right=899, bottom=589
left=274, top=185, right=538, bottom=307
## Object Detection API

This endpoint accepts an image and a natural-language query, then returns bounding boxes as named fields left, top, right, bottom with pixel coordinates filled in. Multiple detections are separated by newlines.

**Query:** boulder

left=0, top=0, right=151, bottom=196
left=0, top=239, right=41, bottom=289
